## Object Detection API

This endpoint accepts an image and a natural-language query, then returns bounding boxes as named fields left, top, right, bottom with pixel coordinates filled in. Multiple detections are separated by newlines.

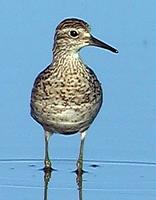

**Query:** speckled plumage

left=31, top=56, right=102, bottom=134
left=30, top=18, right=118, bottom=171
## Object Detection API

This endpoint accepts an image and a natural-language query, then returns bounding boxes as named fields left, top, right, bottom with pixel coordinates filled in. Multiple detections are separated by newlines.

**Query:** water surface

left=0, top=159, right=156, bottom=200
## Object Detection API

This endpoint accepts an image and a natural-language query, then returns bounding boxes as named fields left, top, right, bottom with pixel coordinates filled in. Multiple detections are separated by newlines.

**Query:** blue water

left=0, top=159, right=156, bottom=200
left=1, top=1, right=156, bottom=199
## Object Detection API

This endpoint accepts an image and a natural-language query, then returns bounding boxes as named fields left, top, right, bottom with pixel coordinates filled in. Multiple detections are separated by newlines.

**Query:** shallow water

left=1, top=159, right=156, bottom=200
left=1, top=1, right=156, bottom=200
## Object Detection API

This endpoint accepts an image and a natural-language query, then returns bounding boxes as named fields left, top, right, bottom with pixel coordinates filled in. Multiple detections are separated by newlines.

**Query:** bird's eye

left=69, top=30, right=79, bottom=37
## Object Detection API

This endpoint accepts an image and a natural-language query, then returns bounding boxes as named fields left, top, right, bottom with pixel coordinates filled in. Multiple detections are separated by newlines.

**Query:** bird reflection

left=43, top=170, right=51, bottom=200
left=76, top=171, right=83, bottom=200
left=43, top=169, right=83, bottom=200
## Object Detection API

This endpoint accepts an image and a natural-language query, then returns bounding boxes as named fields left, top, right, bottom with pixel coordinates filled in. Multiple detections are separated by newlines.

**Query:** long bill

left=90, top=35, right=118, bottom=53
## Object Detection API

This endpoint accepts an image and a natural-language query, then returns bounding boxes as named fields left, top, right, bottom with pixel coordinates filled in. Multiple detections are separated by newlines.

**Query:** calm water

left=1, top=1, right=156, bottom=200
left=0, top=159, right=156, bottom=200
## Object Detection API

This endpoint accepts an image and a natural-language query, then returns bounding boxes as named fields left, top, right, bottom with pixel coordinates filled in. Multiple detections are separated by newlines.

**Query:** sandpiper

left=30, top=18, right=118, bottom=172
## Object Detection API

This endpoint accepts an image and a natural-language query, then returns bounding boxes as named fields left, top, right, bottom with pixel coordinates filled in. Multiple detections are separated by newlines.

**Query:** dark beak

left=90, top=35, right=118, bottom=53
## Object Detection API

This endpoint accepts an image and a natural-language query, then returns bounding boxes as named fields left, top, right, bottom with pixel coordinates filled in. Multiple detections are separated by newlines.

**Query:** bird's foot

left=76, top=159, right=84, bottom=176
left=44, top=159, right=52, bottom=172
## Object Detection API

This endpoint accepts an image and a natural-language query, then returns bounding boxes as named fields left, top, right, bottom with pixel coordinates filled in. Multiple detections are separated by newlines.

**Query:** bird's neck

left=51, top=49, right=86, bottom=74
left=52, top=48, right=83, bottom=65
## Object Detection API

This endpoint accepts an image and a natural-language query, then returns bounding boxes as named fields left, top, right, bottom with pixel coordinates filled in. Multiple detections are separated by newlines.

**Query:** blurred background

left=0, top=0, right=156, bottom=164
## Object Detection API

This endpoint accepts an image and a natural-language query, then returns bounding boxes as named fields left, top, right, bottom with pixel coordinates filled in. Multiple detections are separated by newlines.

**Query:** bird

left=30, top=18, right=118, bottom=173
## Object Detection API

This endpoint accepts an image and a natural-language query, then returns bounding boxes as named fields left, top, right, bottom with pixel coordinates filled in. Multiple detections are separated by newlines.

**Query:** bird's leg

left=44, top=130, right=53, bottom=171
left=76, top=131, right=87, bottom=174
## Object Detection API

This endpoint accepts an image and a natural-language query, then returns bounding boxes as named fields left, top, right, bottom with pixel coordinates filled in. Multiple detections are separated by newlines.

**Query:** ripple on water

left=0, top=159, right=156, bottom=200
